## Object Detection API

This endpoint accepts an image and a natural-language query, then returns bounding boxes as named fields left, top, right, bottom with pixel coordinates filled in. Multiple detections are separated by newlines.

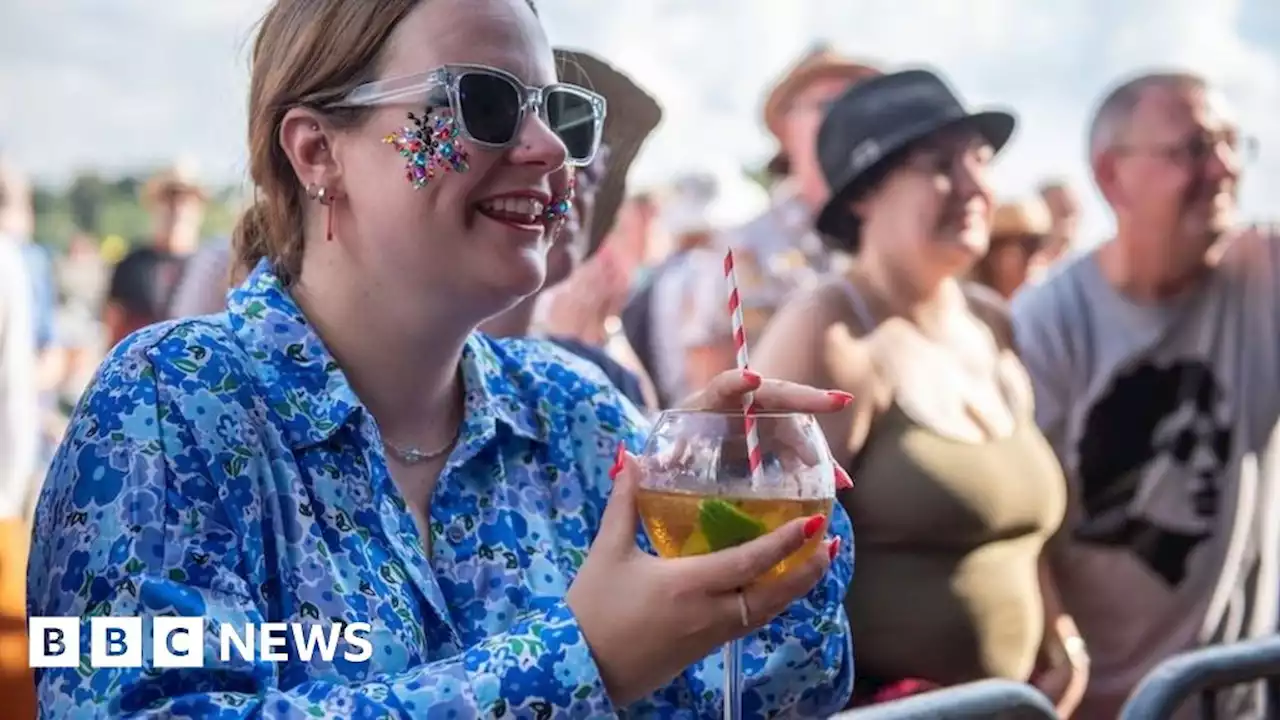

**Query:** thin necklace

left=383, top=425, right=461, bottom=465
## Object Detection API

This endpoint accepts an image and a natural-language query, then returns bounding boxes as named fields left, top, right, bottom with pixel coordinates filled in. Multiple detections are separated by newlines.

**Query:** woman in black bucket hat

left=754, top=68, right=1088, bottom=713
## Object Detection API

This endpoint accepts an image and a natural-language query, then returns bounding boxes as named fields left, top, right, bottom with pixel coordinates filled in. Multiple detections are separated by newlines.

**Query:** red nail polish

left=827, top=391, right=853, bottom=407
left=609, top=442, right=626, bottom=479
left=742, top=369, right=762, bottom=386
left=802, top=515, right=825, bottom=539
left=828, top=537, right=841, bottom=561
left=834, top=466, right=854, bottom=491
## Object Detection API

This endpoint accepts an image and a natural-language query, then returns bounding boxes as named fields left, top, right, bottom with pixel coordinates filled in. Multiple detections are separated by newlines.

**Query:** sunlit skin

left=149, top=191, right=206, bottom=255
left=287, top=0, right=573, bottom=356
left=479, top=159, right=600, bottom=339
left=779, top=76, right=860, bottom=210
left=270, top=0, right=574, bottom=552
left=1095, top=84, right=1241, bottom=300
left=984, top=237, right=1035, bottom=299
left=853, top=130, right=995, bottom=303
left=545, top=164, right=598, bottom=289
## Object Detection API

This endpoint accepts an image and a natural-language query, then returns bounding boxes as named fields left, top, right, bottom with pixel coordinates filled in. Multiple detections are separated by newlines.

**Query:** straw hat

left=555, top=49, right=663, bottom=255
left=762, top=44, right=881, bottom=174
left=992, top=198, right=1052, bottom=239
left=141, top=164, right=208, bottom=208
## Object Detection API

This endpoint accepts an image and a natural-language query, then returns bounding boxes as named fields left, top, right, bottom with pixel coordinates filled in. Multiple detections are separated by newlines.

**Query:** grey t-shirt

left=1012, top=231, right=1280, bottom=718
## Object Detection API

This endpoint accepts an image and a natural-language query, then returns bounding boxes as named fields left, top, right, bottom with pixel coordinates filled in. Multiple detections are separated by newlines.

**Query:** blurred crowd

left=2, top=35, right=1278, bottom=719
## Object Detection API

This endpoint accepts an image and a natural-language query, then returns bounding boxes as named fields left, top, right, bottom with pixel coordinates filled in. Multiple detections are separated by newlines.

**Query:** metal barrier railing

left=1120, top=636, right=1280, bottom=719
left=829, top=679, right=1057, bottom=719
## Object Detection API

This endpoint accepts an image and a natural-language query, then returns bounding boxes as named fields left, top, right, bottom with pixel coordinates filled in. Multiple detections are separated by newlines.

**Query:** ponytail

left=230, top=201, right=271, bottom=284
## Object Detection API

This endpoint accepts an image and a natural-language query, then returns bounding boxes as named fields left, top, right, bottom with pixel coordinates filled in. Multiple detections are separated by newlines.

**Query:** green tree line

left=31, top=172, right=242, bottom=251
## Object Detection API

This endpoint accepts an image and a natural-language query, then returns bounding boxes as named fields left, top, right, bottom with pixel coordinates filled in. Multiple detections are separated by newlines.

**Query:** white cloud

left=542, top=0, right=1279, bottom=240
left=0, top=0, right=1276, bottom=242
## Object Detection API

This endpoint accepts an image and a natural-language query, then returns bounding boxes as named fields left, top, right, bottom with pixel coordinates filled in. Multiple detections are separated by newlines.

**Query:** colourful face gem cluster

left=383, top=108, right=470, bottom=189
left=544, top=176, right=576, bottom=223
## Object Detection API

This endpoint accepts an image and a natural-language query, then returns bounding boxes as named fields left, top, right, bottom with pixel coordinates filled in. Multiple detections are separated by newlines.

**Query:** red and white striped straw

left=724, top=248, right=763, bottom=482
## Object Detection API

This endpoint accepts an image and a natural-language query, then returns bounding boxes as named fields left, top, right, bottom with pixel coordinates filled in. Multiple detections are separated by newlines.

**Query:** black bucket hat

left=814, top=68, right=1017, bottom=248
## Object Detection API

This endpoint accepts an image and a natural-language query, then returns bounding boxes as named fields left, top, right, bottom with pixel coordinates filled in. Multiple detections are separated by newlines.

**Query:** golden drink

left=636, top=488, right=833, bottom=579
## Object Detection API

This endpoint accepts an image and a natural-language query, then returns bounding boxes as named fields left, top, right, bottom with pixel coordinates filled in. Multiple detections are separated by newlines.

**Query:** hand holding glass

left=637, top=409, right=836, bottom=719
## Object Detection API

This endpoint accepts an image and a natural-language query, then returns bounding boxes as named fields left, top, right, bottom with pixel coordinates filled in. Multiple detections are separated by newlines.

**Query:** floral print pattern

left=28, top=261, right=854, bottom=719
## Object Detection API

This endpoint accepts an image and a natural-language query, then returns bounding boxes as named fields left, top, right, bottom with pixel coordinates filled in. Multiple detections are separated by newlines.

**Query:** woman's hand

left=566, top=448, right=839, bottom=707
left=681, top=368, right=854, bottom=415
left=1033, top=616, right=1089, bottom=718
left=678, top=369, right=857, bottom=483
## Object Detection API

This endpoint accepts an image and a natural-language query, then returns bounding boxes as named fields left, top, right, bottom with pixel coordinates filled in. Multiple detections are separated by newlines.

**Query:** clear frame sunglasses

left=329, top=63, right=607, bottom=167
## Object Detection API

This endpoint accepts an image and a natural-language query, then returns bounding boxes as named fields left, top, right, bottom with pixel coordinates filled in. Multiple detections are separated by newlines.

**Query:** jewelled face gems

left=544, top=176, right=576, bottom=224
left=383, top=108, right=470, bottom=189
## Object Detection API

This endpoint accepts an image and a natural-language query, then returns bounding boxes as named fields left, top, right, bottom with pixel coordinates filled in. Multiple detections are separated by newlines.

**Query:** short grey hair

left=1088, top=71, right=1207, bottom=159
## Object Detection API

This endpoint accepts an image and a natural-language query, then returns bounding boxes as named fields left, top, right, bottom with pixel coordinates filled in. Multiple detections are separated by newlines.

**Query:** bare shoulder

left=758, top=277, right=889, bottom=461
left=757, top=279, right=864, bottom=375
left=960, top=281, right=1014, bottom=347
left=776, top=278, right=891, bottom=404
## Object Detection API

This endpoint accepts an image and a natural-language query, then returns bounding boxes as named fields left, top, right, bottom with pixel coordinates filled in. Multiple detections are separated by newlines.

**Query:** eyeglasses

left=1115, top=131, right=1258, bottom=167
left=329, top=64, right=607, bottom=166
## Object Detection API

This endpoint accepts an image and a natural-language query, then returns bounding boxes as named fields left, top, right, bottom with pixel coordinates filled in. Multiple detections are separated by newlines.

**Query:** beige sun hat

left=992, top=197, right=1052, bottom=239
left=555, top=49, right=663, bottom=255
left=141, top=163, right=208, bottom=208
left=762, top=44, right=882, bottom=176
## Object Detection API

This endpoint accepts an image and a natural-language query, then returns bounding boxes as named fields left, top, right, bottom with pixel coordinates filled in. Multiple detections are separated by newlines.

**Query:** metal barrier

left=829, top=679, right=1057, bottom=719
left=1120, top=636, right=1280, bottom=719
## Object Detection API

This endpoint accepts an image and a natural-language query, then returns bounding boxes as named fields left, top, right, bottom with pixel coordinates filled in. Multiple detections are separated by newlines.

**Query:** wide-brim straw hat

left=762, top=45, right=881, bottom=175
left=992, top=198, right=1052, bottom=239
left=555, top=49, right=663, bottom=255
left=141, top=165, right=208, bottom=208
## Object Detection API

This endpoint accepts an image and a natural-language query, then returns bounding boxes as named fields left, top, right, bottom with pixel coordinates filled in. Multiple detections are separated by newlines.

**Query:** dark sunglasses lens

left=545, top=89, right=598, bottom=163
left=456, top=72, right=522, bottom=144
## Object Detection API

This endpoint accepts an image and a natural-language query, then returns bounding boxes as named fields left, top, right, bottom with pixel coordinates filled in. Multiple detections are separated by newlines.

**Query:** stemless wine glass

left=636, top=409, right=836, bottom=720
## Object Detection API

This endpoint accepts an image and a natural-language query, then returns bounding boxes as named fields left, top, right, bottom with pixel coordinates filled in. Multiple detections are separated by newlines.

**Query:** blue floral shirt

left=28, top=262, right=854, bottom=719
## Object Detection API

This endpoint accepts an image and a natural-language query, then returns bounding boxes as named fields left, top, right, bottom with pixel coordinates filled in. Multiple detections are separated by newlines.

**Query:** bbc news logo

left=29, top=617, right=373, bottom=668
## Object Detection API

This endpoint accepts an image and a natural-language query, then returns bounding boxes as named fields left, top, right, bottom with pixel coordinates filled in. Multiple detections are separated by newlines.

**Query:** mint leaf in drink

left=699, top=498, right=766, bottom=552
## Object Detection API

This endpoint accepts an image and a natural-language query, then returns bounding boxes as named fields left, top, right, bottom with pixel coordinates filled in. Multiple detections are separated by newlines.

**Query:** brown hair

left=231, top=0, right=425, bottom=285
left=233, top=0, right=542, bottom=286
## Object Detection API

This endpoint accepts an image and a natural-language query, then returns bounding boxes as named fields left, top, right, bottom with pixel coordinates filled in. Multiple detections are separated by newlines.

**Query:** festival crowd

left=0, top=1, right=1277, bottom=718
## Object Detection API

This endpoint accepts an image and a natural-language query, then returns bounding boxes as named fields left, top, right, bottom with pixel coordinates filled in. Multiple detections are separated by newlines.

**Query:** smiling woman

left=26, top=0, right=855, bottom=718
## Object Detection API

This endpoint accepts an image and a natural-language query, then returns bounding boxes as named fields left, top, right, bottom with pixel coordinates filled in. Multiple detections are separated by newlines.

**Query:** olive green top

left=842, top=401, right=1065, bottom=684
left=835, top=281, right=1066, bottom=685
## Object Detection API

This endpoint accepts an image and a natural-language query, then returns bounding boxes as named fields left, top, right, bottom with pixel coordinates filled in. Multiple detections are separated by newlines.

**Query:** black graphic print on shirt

left=1074, top=360, right=1232, bottom=587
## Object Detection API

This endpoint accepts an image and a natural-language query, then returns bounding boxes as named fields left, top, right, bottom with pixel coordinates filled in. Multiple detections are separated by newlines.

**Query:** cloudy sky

left=1, top=0, right=1277, bottom=242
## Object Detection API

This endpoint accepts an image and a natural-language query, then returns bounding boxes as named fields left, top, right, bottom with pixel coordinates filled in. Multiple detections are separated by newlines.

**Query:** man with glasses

left=1013, top=71, right=1277, bottom=718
